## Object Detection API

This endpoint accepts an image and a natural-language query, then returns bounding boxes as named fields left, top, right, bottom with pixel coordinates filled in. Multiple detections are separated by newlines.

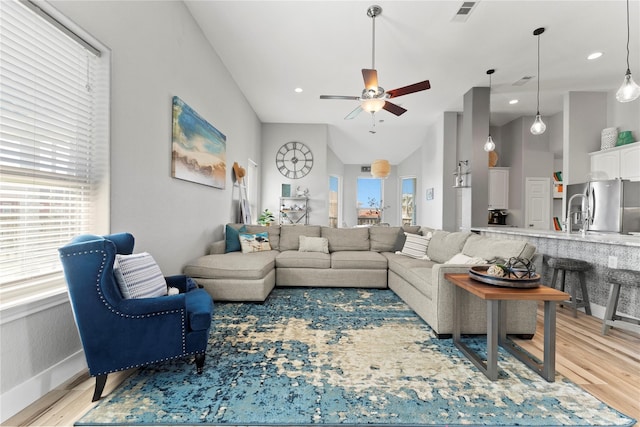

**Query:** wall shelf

left=279, top=197, right=309, bottom=225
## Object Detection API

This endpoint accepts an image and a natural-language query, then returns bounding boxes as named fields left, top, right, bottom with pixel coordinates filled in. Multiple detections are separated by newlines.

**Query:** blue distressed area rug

left=76, top=288, right=635, bottom=426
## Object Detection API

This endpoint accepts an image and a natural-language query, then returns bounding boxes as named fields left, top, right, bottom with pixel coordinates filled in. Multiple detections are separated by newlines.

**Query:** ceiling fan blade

left=320, top=95, right=360, bottom=100
left=362, top=69, right=379, bottom=91
left=345, top=105, right=363, bottom=120
left=383, top=101, right=407, bottom=116
left=386, top=80, right=431, bottom=98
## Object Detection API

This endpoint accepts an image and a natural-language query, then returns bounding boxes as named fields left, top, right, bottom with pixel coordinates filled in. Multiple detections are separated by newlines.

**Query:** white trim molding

left=0, top=350, right=87, bottom=423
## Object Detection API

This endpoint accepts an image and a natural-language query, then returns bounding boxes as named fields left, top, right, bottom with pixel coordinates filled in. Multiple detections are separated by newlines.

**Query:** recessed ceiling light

left=294, top=87, right=303, bottom=93
left=587, top=52, right=603, bottom=60
left=509, top=99, right=519, bottom=105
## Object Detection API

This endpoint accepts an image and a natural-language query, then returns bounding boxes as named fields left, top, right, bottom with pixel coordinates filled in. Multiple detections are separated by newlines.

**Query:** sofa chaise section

left=184, top=247, right=277, bottom=302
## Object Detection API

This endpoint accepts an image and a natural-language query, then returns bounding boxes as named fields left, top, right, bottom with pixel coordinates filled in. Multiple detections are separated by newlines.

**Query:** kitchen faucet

left=565, top=193, right=591, bottom=236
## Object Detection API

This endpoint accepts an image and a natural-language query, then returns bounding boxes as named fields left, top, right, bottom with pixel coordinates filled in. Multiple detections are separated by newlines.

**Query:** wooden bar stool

left=602, top=268, right=640, bottom=335
left=547, top=257, right=591, bottom=317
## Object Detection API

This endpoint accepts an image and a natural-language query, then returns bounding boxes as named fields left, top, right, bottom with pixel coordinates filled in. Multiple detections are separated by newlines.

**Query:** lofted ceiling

left=184, top=1, right=639, bottom=165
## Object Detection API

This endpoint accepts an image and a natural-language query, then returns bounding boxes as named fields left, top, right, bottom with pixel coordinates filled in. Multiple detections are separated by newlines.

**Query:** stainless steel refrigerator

left=565, top=179, right=640, bottom=234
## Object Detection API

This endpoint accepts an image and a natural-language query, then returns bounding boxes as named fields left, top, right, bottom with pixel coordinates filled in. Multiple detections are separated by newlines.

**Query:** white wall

left=1, top=1, right=261, bottom=420
left=261, top=124, right=329, bottom=226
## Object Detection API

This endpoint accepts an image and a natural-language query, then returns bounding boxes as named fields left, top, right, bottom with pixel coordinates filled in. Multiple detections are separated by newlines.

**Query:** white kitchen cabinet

left=620, top=144, right=640, bottom=181
left=488, top=167, right=509, bottom=210
left=590, top=142, right=640, bottom=181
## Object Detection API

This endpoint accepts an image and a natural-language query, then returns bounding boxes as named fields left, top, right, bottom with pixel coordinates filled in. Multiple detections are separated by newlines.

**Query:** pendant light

left=616, top=0, right=640, bottom=102
left=484, top=69, right=496, bottom=152
left=371, top=159, right=390, bottom=178
left=530, top=27, right=546, bottom=135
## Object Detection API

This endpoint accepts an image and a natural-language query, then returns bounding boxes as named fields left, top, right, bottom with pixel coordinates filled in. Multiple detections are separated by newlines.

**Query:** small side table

left=444, top=273, right=569, bottom=382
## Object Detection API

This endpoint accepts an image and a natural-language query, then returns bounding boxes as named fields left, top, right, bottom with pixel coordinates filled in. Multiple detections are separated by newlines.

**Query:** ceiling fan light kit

left=530, top=27, right=547, bottom=135
left=484, top=69, right=496, bottom=152
left=616, top=0, right=640, bottom=102
left=320, top=5, right=431, bottom=123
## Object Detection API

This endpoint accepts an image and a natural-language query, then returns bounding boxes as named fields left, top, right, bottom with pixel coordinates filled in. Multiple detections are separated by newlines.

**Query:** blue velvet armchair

left=58, top=233, right=213, bottom=401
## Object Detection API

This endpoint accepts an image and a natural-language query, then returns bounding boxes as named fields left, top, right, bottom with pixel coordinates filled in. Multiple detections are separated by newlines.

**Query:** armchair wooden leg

left=195, top=353, right=205, bottom=374
left=92, top=374, right=108, bottom=402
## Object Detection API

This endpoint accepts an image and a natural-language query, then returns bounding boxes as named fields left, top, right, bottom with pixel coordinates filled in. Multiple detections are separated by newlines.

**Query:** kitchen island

left=470, top=227, right=640, bottom=320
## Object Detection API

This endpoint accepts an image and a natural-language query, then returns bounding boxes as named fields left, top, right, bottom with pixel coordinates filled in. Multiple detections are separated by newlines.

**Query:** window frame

left=0, top=0, right=110, bottom=319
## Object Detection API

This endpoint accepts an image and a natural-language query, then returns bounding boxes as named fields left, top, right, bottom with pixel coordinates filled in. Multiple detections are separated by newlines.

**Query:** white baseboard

left=0, top=350, right=87, bottom=423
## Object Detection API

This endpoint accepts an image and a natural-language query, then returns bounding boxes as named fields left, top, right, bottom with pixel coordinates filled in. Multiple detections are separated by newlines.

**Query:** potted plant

left=258, top=209, right=276, bottom=226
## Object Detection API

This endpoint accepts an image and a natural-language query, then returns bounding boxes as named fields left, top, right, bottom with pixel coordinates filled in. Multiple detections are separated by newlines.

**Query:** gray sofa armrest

left=208, top=240, right=226, bottom=255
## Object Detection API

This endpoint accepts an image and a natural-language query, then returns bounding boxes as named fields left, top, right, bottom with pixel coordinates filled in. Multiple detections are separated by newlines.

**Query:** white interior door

left=525, top=177, right=551, bottom=229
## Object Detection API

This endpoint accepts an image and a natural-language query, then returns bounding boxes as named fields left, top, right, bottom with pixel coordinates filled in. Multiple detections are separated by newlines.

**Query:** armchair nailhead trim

left=95, top=351, right=203, bottom=376
left=61, top=248, right=188, bottom=365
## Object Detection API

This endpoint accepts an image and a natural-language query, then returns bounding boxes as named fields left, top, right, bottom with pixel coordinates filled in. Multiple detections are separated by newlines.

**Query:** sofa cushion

left=225, top=224, right=246, bottom=253
left=426, top=230, right=472, bottom=264
left=395, top=225, right=422, bottom=251
left=239, top=232, right=272, bottom=253
left=245, top=224, right=280, bottom=251
left=402, top=225, right=422, bottom=234
left=299, top=235, right=329, bottom=253
left=369, top=226, right=402, bottom=252
left=331, top=251, right=387, bottom=270
left=445, top=253, right=486, bottom=264
left=184, top=251, right=277, bottom=280
left=397, top=232, right=432, bottom=259
left=280, top=225, right=321, bottom=251
left=462, top=234, right=536, bottom=262
left=385, top=252, right=435, bottom=299
left=276, top=250, right=330, bottom=269
left=322, top=227, right=369, bottom=252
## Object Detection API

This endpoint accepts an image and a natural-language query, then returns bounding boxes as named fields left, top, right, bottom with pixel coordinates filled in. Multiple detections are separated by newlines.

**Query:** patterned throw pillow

left=396, top=232, right=432, bottom=259
left=239, top=232, right=272, bottom=253
left=114, top=252, right=167, bottom=299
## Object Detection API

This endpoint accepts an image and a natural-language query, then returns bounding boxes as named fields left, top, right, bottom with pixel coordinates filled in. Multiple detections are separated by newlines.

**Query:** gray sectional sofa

left=183, top=224, right=538, bottom=337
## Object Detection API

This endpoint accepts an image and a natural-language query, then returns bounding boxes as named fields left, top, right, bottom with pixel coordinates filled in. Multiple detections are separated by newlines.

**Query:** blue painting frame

left=171, top=96, right=226, bottom=189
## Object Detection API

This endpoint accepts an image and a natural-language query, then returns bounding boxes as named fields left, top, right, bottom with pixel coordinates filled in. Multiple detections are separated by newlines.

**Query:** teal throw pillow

left=225, top=225, right=246, bottom=253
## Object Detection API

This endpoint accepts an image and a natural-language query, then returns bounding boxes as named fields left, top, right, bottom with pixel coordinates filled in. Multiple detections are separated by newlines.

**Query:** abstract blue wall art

left=171, top=96, right=226, bottom=188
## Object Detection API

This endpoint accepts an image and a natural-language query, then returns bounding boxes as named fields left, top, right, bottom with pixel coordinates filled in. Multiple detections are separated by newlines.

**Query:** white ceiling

left=184, top=0, right=640, bottom=165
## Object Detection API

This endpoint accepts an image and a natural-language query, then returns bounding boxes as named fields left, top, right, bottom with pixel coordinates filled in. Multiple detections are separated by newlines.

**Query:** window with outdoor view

left=0, top=0, right=109, bottom=304
left=401, top=177, right=416, bottom=225
left=357, top=177, right=383, bottom=225
left=328, top=175, right=339, bottom=228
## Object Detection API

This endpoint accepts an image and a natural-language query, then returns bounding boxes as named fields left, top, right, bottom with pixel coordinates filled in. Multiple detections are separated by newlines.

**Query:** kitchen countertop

left=470, top=227, right=640, bottom=248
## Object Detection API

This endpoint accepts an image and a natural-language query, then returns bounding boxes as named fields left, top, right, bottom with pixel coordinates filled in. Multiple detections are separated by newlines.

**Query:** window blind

left=0, top=0, right=108, bottom=298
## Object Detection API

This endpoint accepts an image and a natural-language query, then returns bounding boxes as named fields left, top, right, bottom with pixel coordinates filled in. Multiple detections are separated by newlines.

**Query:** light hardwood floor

left=4, top=303, right=639, bottom=427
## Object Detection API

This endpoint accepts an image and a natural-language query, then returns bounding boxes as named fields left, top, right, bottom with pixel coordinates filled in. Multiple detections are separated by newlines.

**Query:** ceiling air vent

left=452, top=2, right=478, bottom=22
left=513, top=76, right=534, bottom=86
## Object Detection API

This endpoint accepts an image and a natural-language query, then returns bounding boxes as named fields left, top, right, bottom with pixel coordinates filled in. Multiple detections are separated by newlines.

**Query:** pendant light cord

left=536, top=32, right=541, bottom=114
left=625, top=0, right=631, bottom=73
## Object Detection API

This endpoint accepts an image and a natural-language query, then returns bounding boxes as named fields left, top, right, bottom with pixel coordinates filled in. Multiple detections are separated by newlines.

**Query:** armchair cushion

left=114, top=252, right=167, bottom=299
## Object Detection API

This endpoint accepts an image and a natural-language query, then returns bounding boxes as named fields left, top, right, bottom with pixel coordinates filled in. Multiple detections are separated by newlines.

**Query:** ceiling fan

left=320, top=5, right=431, bottom=121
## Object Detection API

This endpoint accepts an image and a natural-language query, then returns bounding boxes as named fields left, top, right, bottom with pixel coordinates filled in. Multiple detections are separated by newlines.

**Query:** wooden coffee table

left=444, top=273, right=569, bottom=382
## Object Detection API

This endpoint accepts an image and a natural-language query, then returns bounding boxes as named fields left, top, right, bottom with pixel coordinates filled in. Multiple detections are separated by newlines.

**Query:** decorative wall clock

left=275, top=141, right=314, bottom=179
